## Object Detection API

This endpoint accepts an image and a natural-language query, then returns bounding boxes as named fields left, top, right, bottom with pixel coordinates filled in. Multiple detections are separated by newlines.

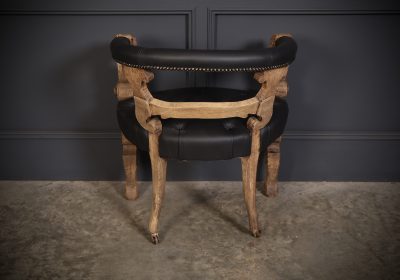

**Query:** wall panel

left=0, top=3, right=399, bottom=180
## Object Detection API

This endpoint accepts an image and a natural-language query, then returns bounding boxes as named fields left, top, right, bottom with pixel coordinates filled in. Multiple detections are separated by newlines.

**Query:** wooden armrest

left=149, top=98, right=260, bottom=119
left=250, top=66, right=288, bottom=130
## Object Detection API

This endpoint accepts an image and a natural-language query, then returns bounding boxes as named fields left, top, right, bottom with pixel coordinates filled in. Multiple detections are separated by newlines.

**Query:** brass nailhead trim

left=115, top=59, right=289, bottom=72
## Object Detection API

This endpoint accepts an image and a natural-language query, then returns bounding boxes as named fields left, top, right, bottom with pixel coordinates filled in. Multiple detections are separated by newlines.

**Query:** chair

left=110, top=33, right=297, bottom=244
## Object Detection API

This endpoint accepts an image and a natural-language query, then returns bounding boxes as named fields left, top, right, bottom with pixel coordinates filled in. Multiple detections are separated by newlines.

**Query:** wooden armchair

left=110, top=33, right=297, bottom=244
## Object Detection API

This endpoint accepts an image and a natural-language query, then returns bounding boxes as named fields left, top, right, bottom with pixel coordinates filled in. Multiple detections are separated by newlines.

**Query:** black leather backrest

left=110, top=36, right=297, bottom=72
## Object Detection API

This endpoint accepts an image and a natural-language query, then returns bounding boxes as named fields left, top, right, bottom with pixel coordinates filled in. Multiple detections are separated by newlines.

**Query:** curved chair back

left=111, top=35, right=296, bottom=72
left=111, top=33, right=297, bottom=134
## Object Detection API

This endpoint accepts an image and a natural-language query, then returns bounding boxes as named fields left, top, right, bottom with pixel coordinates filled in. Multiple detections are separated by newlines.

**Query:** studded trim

left=115, top=59, right=289, bottom=72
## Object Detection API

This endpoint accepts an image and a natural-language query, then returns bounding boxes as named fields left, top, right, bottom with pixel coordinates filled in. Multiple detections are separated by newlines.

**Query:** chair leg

left=148, top=133, right=167, bottom=244
left=122, top=135, right=138, bottom=200
left=264, top=137, right=281, bottom=197
left=240, top=130, right=261, bottom=237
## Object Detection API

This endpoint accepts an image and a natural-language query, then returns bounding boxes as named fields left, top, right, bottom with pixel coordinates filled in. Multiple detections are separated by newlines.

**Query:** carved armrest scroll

left=114, top=34, right=160, bottom=133
left=249, top=34, right=291, bottom=131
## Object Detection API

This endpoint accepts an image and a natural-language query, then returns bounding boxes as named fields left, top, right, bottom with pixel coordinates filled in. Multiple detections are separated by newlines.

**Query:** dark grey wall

left=1, top=0, right=400, bottom=181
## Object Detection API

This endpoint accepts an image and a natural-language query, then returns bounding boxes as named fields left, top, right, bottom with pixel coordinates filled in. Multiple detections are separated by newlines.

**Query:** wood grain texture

left=114, top=63, right=134, bottom=101
left=114, top=78, right=134, bottom=101
left=115, top=35, right=167, bottom=244
left=254, top=33, right=291, bottom=100
left=265, top=136, right=282, bottom=197
left=240, top=129, right=261, bottom=237
left=123, top=66, right=154, bottom=101
left=121, top=134, right=138, bottom=200
left=113, top=34, right=138, bottom=101
left=253, top=66, right=289, bottom=100
left=116, top=36, right=141, bottom=201
left=247, top=95, right=275, bottom=130
left=118, top=34, right=156, bottom=134
left=133, top=96, right=160, bottom=133
left=148, top=122, right=167, bottom=245
left=253, top=34, right=290, bottom=199
left=150, top=97, right=259, bottom=119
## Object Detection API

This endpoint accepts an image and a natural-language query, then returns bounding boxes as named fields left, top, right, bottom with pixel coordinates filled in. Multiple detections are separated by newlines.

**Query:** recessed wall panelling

left=0, top=6, right=399, bottom=180
left=212, top=13, right=400, bottom=132
left=0, top=13, right=190, bottom=131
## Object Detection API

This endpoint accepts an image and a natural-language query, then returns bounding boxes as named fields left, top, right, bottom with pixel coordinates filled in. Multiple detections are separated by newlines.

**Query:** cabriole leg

left=122, top=135, right=138, bottom=200
left=264, top=137, right=281, bottom=197
left=148, top=133, right=167, bottom=244
left=240, top=130, right=261, bottom=237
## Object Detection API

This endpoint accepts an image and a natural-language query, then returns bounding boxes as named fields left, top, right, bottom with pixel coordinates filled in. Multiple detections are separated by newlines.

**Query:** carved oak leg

left=122, top=134, right=138, bottom=200
left=264, top=137, right=281, bottom=197
left=240, top=130, right=261, bottom=237
left=148, top=132, right=167, bottom=244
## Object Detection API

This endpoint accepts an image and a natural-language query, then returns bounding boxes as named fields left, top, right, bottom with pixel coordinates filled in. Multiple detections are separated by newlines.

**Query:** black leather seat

left=117, top=87, right=288, bottom=160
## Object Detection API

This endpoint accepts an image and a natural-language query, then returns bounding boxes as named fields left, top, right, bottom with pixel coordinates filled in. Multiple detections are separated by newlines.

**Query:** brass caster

left=151, top=233, right=160, bottom=244
left=251, top=229, right=261, bottom=238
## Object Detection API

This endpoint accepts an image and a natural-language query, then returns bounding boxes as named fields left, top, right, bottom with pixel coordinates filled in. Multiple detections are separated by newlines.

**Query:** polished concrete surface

left=0, top=181, right=399, bottom=280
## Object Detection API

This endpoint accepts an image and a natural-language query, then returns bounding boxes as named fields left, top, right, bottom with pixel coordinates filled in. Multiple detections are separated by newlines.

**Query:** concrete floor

left=0, top=181, right=399, bottom=280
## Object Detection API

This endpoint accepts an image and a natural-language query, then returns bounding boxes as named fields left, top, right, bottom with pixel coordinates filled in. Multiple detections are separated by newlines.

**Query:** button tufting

left=222, top=121, right=236, bottom=131
left=116, top=89, right=289, bottom=160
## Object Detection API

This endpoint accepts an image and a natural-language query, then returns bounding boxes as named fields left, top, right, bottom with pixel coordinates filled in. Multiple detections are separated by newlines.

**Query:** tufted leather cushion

left=111, top=36, right=297, bottom=72
left=117, top=87, right=288, bottom=160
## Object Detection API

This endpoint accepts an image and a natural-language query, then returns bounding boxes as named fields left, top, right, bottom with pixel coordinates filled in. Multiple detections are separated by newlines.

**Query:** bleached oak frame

left=114, top=33, right=290, bottom=244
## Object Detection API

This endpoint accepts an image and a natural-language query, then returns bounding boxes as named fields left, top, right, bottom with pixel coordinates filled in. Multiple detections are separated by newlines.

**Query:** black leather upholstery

left=117, top=87, right=288, bottom=160
left=152, top=87, right=258, bottom=102
left=110, top=36, right=297, bottom=72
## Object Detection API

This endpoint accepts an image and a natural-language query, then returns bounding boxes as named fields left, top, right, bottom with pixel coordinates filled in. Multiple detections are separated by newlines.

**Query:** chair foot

left=151, top=233, right=160, bottom=244
left=122, top=135, right=139, bottom=200
left=251, top=229, right=261, bottom=238
left=125, top=186, right=138, bottom=200
left=265, top=183, right=278, bottom=197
